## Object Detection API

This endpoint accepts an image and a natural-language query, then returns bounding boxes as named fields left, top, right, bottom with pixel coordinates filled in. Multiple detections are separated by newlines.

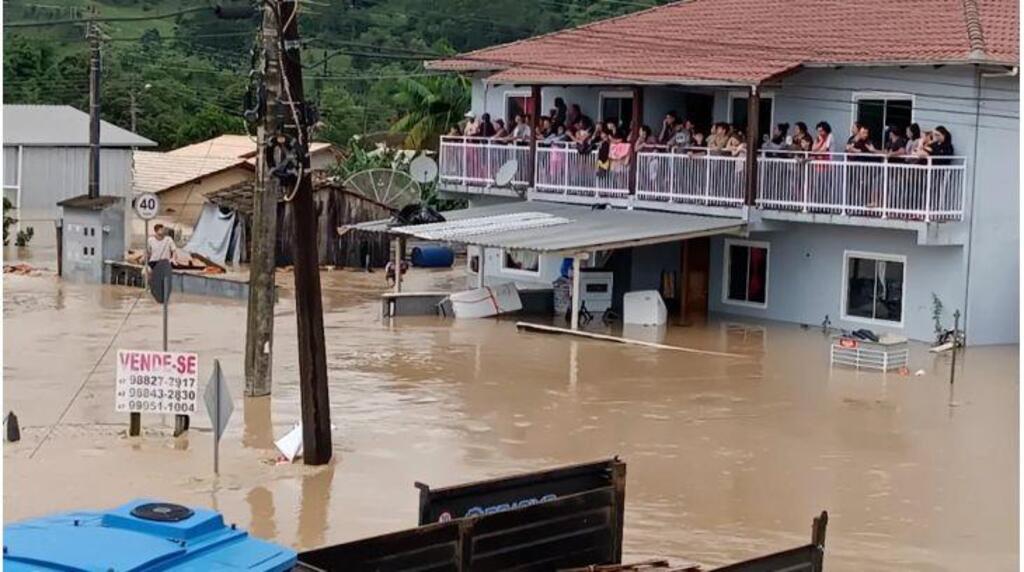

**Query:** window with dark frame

left=600, top=95, right=633, bottom=129
left=726, top=242, right=768, bottom=306
left=505, top=95, right=535, bottom=125
left=855, top=97, right=912, bottom=149
left=845, top=254, right=905, bottom=323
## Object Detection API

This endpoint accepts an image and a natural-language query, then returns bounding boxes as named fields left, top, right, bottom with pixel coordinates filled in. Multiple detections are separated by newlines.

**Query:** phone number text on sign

left=115, top=350, right=199, bottom=414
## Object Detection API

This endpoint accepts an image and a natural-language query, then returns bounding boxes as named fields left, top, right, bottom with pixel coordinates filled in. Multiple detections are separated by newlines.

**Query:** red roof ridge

left=961, top=0, right=989, bottom=59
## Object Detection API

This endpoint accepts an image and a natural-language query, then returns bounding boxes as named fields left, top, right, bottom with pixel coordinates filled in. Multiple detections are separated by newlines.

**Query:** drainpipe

left=744, top=85, right=760, bottom=207
left=959, top=67, right=984, bottom=343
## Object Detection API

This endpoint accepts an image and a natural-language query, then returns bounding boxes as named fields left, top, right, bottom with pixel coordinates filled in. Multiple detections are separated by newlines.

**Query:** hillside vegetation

left=4, top=0, right=665, bottom=150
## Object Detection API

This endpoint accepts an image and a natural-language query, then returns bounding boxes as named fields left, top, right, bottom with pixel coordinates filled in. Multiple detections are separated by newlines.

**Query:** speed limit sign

left=134, top=192, right=160, bottom=220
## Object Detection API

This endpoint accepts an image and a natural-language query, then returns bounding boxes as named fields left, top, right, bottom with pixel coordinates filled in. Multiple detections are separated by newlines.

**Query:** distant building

left=132, top=134, right=338, bottom=244
left=429, top=0, right=1018, bottom=345
left=2, top=104, right=156, bottom=246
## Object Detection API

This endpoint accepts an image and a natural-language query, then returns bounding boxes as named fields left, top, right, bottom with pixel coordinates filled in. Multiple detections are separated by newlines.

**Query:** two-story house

left=424, top=0, right=1019, bottom=345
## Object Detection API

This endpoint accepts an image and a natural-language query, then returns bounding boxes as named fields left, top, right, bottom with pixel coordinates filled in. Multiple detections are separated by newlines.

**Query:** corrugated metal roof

left=354, top=201, right=744, bottom=253
left=3, top=105, right=157, bottom=147
left=133, top=150, right=251, bottom=195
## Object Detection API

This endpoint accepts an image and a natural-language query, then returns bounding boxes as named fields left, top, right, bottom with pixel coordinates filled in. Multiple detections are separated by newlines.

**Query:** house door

left=683, top=93, right=715, bottom=138
left=680, top=236, right=710, bottom=325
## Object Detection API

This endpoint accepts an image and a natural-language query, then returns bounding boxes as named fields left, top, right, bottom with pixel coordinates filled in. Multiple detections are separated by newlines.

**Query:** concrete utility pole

left=87, top=21, right=101, bottom=199
left=275, top=0, right=333, bottom=464
left=244, top=4, right=282, bottom=398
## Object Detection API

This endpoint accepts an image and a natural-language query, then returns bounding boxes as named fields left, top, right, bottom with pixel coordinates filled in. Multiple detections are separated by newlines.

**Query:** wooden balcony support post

left=628, top=86, right=644, bottom=196
left=528, top=84, right=542, bottom=188
left=745, top=85, right=760, bottom=206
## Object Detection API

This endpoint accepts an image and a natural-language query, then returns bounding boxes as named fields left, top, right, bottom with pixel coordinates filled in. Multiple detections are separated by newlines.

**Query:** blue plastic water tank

left=3, top=499, right=296, bottom=571
left=410, top=245, right=455, bottom=268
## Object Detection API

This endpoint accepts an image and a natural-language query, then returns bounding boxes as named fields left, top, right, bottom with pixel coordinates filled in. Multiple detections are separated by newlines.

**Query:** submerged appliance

left=3, top=499, right=296, bottom=571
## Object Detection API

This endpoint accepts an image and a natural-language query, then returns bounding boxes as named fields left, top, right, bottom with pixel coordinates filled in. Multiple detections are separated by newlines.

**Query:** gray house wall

left=707, top=224, right=964, bottom=343
left=465, top=64, right=1018, bottom=344
left=3, top=146, right=134, bottom=246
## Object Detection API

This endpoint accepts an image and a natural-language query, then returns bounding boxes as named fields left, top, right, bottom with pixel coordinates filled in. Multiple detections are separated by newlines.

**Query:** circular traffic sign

left=134, top=192, right=160, bottom=220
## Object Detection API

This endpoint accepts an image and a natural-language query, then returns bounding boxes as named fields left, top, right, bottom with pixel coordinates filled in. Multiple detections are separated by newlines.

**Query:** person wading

left=147, top=223, right=176, bottom=269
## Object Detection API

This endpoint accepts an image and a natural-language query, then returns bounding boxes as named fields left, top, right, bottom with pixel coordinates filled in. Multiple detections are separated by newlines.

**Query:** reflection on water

left=3, top=266, right=1019, bottom=571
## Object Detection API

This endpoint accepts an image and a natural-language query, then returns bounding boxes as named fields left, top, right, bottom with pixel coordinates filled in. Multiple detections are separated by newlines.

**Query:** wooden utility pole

left=244, top=5, right=282, bottom=398
left=275, top=0, right=332, bottom=464
left=87, top=21, right=101, bottom=199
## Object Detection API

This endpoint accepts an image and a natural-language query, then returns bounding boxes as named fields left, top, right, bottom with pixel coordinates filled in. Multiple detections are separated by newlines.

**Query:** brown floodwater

left=3, top=253, right=1019, bottom=571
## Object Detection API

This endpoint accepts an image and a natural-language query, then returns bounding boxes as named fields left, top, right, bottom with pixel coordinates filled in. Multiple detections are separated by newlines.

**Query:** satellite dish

left=409, top=155, right=439, bottom=184
left=494, top=159, right=519, bottom=188
left=343, top=168, right=421, bottom=209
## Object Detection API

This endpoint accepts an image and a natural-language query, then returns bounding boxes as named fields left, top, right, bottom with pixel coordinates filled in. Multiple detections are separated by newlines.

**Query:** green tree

left=390, top=74, right=469, bottom=150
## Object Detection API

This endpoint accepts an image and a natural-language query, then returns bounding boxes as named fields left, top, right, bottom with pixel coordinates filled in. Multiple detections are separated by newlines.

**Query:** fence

left=437, top=140, right=967, bottom=221
left=757, top=151, right=966, bottom=221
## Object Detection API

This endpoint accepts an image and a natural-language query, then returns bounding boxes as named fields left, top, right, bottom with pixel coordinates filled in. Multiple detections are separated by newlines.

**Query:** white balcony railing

left=534, top=143, right=630, bottom=200
left=635, top=150, right=747, bottom=206
left=436, top=140, right=967, bottom=222
left=438, top=136, right=531, bottom=188
left=757, top=151, right=966, bottom=221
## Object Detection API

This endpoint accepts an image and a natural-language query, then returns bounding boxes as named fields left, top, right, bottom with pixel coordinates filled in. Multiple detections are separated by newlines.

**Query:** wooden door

left=680, top=237, right=711, bottom=325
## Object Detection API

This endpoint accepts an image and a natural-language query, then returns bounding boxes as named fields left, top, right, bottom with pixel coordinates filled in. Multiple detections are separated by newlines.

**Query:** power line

left=4, top=5, right=211, bottom=28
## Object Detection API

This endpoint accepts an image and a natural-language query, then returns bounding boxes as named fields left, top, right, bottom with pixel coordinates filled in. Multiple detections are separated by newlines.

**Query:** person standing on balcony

left=883, top=126, right=908, bottom=160
left=633, top=125, right=656, bottom=153
left=764, top=123, right=790, bottom=156
left=845, top=121, right=864, bottom=152
left=463, top=111, right=480, bottom=137
left=903, top=123, right=923, bottom=158
left=707, top=123, right=730, bottom=153
left=658, top=111, right=680, bottom=145
left=567, top=103, right=582, bottom=129
left=792, top=122, right=813, bottom=153
left=493, top=119, right=508, bottom=140
left=554, top=97, right=568, bottom=126
left=848, top=125, right=878, bottom=156
left=812, top=122, right=834, bottom=155
left=511, top=114, right=532, bottom=143
left=923, top=126, right=954, bottom=165
left=478, top=113, right=496, bottom=138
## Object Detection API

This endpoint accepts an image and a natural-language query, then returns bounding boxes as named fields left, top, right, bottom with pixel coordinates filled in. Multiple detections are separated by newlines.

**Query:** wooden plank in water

left=515, top=322, right=747, bottom=359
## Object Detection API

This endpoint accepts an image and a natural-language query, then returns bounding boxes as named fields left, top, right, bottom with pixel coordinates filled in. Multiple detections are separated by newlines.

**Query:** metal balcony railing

left=436, top=139, right=967, bottom=222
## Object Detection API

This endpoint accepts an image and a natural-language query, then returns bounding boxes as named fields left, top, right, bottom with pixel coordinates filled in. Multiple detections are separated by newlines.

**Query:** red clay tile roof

left=428, top=0, right=1019, bottom=85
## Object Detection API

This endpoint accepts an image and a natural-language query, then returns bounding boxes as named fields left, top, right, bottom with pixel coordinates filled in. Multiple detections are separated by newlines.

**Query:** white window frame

left=726, top=90, right=775, bottom=132
left=840, top=250, right=907, bottom=328
left=598, top=90, right=634, bottom=123
left=721, top=238, right=770, bottom=309
left=500, top=247, right=542, bottom=277
left=851, top=92, right=916, bottom=133
left=3, top=145, right=23, bottom=236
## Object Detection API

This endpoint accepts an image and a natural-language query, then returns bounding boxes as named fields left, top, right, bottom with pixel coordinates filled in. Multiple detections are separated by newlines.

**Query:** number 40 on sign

left=115, top=349, right=199, bottom=415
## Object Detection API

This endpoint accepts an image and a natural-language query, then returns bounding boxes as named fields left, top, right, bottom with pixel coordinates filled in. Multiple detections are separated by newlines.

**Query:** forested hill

left=3, top=0, right=669, bottom=151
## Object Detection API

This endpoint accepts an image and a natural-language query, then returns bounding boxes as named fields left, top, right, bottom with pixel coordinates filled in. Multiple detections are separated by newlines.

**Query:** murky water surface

left=3, top=253, right=1018, bottom=570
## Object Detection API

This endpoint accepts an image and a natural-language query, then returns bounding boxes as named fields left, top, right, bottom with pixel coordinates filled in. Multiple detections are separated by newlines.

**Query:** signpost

left=203, top=359, right=234, bottom=475
left=133, top=192, right=160, bottom=221
left=115, top=350, right=200, bottom=416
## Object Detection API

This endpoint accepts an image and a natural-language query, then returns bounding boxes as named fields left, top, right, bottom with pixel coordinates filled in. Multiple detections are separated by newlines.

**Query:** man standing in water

left=147, top=223, right=176, bottom=269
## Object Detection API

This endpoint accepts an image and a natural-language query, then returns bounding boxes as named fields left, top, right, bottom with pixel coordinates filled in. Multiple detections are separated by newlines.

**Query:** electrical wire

left=4, top=5, right=211, bottom=28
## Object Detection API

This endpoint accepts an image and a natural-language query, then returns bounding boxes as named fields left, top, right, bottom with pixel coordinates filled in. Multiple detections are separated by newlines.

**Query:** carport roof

left=351, top=201, right=745, bottom=254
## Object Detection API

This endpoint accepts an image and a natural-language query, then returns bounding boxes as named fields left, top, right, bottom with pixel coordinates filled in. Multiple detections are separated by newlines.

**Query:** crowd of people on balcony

left=447, top=101, right=957, bottom=169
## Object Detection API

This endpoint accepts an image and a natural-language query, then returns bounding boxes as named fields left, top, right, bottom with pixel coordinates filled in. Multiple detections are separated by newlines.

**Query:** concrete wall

left=708, top=223, right=965, bottom=343
left=5, top=146, right=134, bottom=247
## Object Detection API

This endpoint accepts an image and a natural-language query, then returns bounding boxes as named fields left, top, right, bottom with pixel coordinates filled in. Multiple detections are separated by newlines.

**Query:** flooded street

left=3, top=257, right=1018, bottom=571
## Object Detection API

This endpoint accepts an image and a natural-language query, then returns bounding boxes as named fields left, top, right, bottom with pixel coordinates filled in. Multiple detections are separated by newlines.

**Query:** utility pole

left=87, top=21, right=101, bottom=199
left=244, top=4, right=282, bottom=398
left=273, top=0, right=333, bottom=464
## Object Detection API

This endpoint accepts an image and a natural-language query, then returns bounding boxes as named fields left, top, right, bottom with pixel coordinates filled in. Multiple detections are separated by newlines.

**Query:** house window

left=842, top=251, right=905, bottom=325
left=723, top=239, right=769, bottom=308
left=728, top=94, right=773, bottom=139
left=599, top=91, right=633, bottom=130
left=502, top=248, right=540, bottom=274
left=3, top=146, right=21, bottom=206
left=505, top=93, right=535, bottom=124
left=853, top=93, right=913, bottom=149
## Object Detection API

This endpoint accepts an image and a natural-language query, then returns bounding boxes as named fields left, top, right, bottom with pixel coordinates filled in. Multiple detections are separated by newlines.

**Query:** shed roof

left=170, top=134, right=335, bottom=164
left=3, top=105, right=157, bottom=147
left=133, top=151, right=251, bottom=195
left=429, top=0, right=1019, bottom=85
left=354, top=201, right=744, bottom=253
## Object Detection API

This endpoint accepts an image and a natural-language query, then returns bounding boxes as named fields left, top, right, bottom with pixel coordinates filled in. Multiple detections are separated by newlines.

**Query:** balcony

left=437, top=137, right=967, bottom=224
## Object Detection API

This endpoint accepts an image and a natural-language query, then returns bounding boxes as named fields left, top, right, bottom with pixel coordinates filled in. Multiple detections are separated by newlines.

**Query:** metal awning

left=352, top=201, right=745, bottom=254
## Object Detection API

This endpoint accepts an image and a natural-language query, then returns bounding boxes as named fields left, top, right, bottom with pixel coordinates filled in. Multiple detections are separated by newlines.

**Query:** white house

left=427, top=0, right=1019, bottom=345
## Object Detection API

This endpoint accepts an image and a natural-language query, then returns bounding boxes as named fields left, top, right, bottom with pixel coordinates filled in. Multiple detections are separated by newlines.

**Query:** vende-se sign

left=115, top=350, right=199, bottom=415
